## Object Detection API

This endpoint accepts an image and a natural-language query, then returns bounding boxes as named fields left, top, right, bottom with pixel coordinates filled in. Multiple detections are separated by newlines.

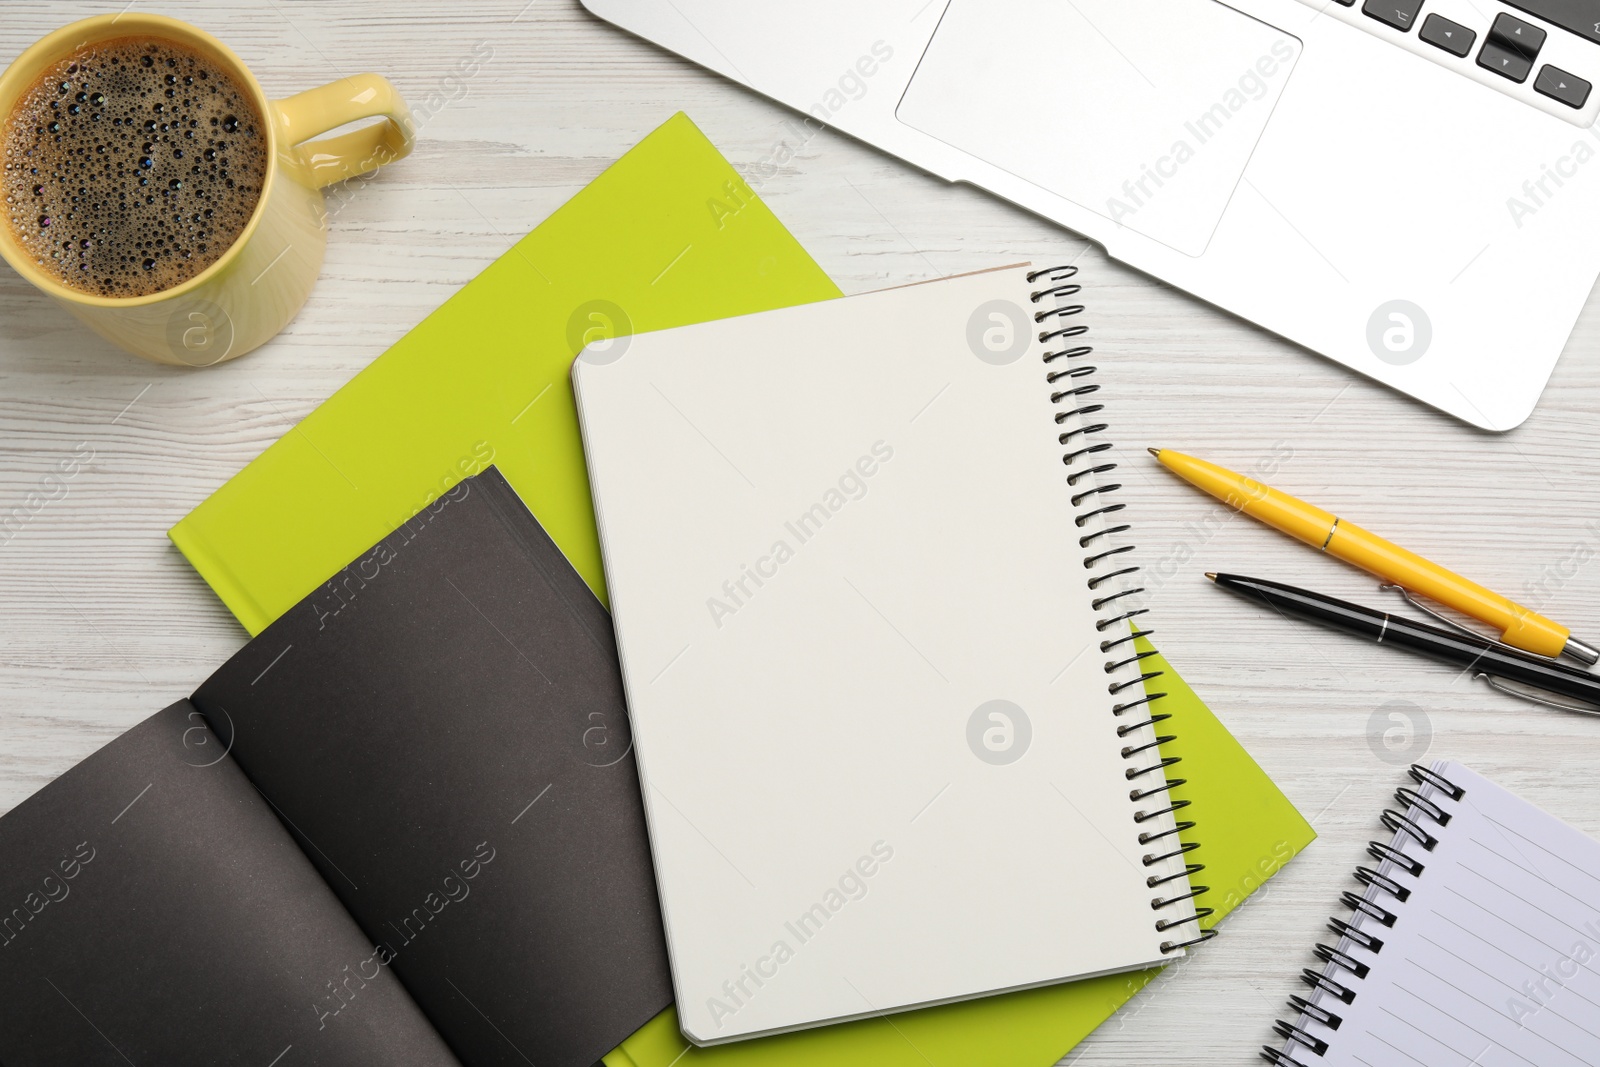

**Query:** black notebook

left=0, top=467, right=671, bottom=1067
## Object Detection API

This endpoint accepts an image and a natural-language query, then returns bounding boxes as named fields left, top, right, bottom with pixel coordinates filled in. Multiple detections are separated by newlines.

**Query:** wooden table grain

left=5, top=2, right=1600, bottom=1063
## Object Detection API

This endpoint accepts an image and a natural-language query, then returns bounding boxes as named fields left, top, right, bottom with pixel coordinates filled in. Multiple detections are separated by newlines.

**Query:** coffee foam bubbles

left=2, top=36, right=267, bottom=297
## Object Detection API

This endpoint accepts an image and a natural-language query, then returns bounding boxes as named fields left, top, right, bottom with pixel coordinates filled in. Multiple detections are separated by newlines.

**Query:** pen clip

left=1476, top=673, right=1600, bottom=718
left=1378, top=584, right=1532, bottom=657
left=1378, top=584, right=1600, bottom=717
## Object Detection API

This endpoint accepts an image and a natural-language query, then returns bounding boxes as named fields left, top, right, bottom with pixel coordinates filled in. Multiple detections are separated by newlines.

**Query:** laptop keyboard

left=1317, top=0, right=1600, bottom=120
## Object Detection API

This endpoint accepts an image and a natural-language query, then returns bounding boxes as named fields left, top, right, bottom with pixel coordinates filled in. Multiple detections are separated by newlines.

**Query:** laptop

left=579, top=0, right=1600, bottom=431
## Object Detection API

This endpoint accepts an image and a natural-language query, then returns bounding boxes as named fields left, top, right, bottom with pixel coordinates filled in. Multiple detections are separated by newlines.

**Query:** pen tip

left=1147, top=447, right=1161, bottom=457
left=1204, top=572, right=1217, bottom=581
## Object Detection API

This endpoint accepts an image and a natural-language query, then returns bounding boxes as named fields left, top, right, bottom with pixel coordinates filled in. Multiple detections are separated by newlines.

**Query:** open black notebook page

left=0, top=702, right=459, bottom=1066
left=0, top=467, right=671, bottom=1067
left=191, top=467, right=672, bottom=1067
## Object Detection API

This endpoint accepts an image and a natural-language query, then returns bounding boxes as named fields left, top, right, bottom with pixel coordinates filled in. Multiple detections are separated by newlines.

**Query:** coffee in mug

left=3, top=36, right=268, bottom=298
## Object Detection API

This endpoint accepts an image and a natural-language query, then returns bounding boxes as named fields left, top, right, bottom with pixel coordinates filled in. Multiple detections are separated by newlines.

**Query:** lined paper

left=1282, top=761, right=1600, bottom=1066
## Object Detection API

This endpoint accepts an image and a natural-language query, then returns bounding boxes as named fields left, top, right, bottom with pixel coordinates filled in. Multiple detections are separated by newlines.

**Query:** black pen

left=1208, top=572, right=1600, bottom=709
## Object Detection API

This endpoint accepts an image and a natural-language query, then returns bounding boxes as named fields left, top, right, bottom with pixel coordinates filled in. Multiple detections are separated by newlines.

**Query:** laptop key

left=1501, top=0, right=1600, bottom=47
left=1479, top=39, right=1535, bottom=81
left=1488, top=12, right=1547, bottom=58
left=1420, top=13, right=1476, bottom=56
left=1362, top=0, right=1424, bottom=31
left=1535, top=64, right=1592, bottom=107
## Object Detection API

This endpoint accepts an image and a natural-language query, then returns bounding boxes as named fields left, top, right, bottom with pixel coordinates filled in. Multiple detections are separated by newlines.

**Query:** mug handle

left=271, top=73, right=415, bottom=189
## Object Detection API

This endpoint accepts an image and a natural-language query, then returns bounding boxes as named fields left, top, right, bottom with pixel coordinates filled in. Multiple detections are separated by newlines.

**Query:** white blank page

left=1282, top=761, right=1600, bottom=1066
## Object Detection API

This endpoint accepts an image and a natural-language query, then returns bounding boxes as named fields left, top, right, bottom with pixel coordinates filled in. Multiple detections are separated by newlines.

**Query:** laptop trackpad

left=897, top=0, right=1300, bottom=257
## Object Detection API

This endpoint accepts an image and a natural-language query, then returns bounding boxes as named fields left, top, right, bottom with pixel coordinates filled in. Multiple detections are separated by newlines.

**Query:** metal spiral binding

left=1026, top=264, right=1213, bottom=955
left=1259, top=764, right=1467, bottom=1066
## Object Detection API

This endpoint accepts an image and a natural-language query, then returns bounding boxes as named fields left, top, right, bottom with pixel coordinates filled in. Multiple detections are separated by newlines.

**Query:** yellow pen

left=1149, top=447, right=1600, bottom=666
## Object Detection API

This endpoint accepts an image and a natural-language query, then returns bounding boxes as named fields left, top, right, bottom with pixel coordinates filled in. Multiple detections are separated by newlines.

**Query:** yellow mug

left=0, top=14, right=414, bottom=366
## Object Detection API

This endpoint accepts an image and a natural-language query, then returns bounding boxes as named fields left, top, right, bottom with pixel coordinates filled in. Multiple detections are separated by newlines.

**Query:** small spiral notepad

left=573, top=264, right=1204, bottom=1044
left=1267, top=760, right=1600, bottom=1066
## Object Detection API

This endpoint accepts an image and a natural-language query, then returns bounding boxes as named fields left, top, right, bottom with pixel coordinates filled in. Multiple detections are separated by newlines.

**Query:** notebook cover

left=191, top=467, right=670, bottom=1067
left=572, top=265, right=1189, bottom=1041
left=168, top=112, right=842, bottom=635
left=167, top=114, right=1312, bottom=1064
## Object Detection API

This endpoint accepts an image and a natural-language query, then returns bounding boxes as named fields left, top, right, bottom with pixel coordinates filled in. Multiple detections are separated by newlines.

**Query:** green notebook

left=169, top=112, right=1313, bottom=1066
left=170, top=112, right=840, bottom=633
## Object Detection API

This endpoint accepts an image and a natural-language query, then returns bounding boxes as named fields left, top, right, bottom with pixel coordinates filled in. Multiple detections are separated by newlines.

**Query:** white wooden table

left=6, top=2, right=1600, bottom=1063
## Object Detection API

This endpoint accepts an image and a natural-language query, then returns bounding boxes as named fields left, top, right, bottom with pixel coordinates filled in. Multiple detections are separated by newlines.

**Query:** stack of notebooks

left=0, top=114, right=1314, bottom=1067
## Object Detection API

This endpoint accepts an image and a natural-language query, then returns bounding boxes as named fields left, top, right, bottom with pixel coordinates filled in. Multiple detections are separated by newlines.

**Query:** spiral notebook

left=572, top=263, right=1204, bottom=1044
left=1266, top=760, right=1600, bottom=1066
